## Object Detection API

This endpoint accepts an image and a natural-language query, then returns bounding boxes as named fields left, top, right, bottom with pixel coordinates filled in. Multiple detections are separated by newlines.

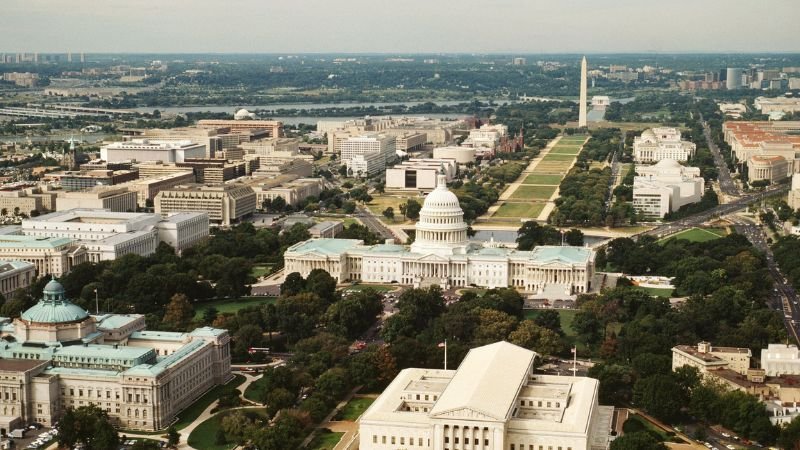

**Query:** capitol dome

left=20, top=279, right=89, bottom=324
left=410, top=171, right=469, bottom=256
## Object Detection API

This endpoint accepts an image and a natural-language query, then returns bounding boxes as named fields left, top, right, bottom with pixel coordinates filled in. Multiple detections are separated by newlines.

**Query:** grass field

left=524, top=309, right=578, bottom=338
left=548, top=147, right=582, bottom=155
left=542, top=153, right=578, bottom=162
left=492, top=202, right=545, bottom=219
left=510, top=185, right=558, bottom=200
left=187, top=408, right=267, bottom=450
left=522, top=174, right=563, bottom=185
left=175, top=374, right=245, bottom=431
left=335, top=397, right=376, bottom=421
left=661, top=227, right=726, bottom=243
left=250, top=264, right=273, bottom=278
left=636, top=286, right=675, bottom=298
left=366, top=194, right=417, bottom=224
left=308, top=430, right=345, bottom=450
left=194, top=297, right=277, bottom=319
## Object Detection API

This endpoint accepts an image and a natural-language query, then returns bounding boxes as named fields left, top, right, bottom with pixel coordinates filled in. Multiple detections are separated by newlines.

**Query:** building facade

left=0, top=280, right=231, bottom=432
left=672, top=341, right=752, bottom=376
left=359, top=341, right=613, bottom=450
left=0, top=235, right=87, bottom=276
left=285, top=174, right=594, bottom=295
left=56, top=187, right=139, bottom=213
left=747, top=155, right=790, bottom=184
left=155, top=185, right=256, bottom=226
left=386, top=159, right=458, bottom=191
left=633, top=128, right=697, bottom=163
left=341, top=134, right=397, bottom=178
left=101, top=140, right=206, bottom=164
left=632, top=160, right=704, bottom=218
left=0, top=260, right=35, bottom=298
left=762, top=344, right=800, bottom=376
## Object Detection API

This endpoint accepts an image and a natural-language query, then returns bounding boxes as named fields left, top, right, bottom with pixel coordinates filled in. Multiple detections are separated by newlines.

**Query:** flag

left=437, top=342, right=446, bottom=348
left=571, top=347, right=576, bottom=355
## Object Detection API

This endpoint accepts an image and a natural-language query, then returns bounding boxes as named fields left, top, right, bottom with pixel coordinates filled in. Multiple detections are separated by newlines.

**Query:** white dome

left=422, top=184, right=462, bottom=213
left=411, top=173, right=469, bottom=257
left=654, top=159, right=681, bottom=168
left=234, top=109, right=254, bottom=120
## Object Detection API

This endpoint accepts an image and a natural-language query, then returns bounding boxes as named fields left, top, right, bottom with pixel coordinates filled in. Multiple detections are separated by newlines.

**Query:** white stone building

left=285, top=174, right=594, bottom=295
left=0, top=280, right=231, bottom=432
left=433, top=146, right=476, bottom=164
left=632, top=160, right=704, bottom=218
left=0, top=260, right=35, bottom=299
left=101, top=140, right=206, bottom=164
left=633, top=128, right=697, bottom=163
left=341, top=134, right=397, bottom=178
left=386, top=159, right=458, bottom=191
left=359, top=341, right=613, bottom=450
left=671, top=342, right=752, bottom=376
left=761, top=344, right=800, bottom=376
left=462, top=124, right=508, bottom=154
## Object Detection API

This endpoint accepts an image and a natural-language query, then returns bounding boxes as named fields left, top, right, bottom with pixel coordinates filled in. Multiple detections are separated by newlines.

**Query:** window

left=511, top=445, right=515, bottom=450
left=373, top=436, right=377, bottom=444
left=382, top=436, right=386, bottom=444
left=391, top=437, right=396, bottom=444
left=400, top=437, right=405, bottom=445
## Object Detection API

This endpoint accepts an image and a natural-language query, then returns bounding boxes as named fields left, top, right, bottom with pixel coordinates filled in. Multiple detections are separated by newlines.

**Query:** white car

left=721, top=432, right=730, bottom=437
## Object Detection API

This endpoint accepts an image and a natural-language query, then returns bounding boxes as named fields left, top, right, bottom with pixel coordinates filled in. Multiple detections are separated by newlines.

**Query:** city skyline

left=4, top=0, right=798, bottom=54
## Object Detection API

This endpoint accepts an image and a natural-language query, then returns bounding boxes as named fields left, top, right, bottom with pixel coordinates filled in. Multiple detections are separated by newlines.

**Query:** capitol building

left=284, top=173, right=595, bottom=295
left=0, top=280, right=231, bottom=432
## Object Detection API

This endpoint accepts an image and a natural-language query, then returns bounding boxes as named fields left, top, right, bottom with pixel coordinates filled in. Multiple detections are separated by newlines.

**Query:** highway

left=701, top=119, right=738, bottom=196
left=638, top=184, right=789, bottom=238
left=728, top=217, right=800, bottom=346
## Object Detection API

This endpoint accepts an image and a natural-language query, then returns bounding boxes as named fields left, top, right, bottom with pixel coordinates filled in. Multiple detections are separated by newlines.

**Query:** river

left=130, top=100, right=511, bottom=115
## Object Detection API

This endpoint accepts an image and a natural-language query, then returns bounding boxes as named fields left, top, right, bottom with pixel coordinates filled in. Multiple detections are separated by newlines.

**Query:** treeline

left=585, top=233, right=790, bottom=444
left=452, top=161, right=526, bottom=221
left=604, top=92, right=693, bottom=124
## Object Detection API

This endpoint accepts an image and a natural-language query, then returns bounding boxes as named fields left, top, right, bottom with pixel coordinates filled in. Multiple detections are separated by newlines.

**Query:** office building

left=359, top=341, right=612, bottom=450
left=462, top=124, right=508, bottom=156
left=788, top=175, right=800, bottom=210
left=0, top=260, right=35, bottom=298
left=51, top=169, right=139, bottom=191
left=56, top=187, right=138, bottom=213
left=747, top=155, right=789, bottom=184
left=155, top=185, right=256, bottom=226
left=385, top=159, right=458, bottom=191
left=383, top=130, right=427, bottom=153
left=0, top=188, right=57, bottom=217
left=341, top=134, right=397, bottom=178
left=762, top=344, right=800, bottom=376
left=196, top=119, right=282, bottom=138
left=285, top=173, right=594, bottom=295
left=723, top=121, right=800, bottom=169
left=754, top=97, right=800, bottom=115
left=633, top=128, right=697, bottom=163
left=116, top=171, right=196, bottom=207
left=250, top=178, right=325, bottom=208
left=176, top=159, right=248, bottom=184
left=21, top=209, right=208, bottom=261
left=0, top=279, right=231, bottom=431
left=632, top=160, right=704, bottom=218
left=726, top=68, right=745, bottom=90
left=0, top=235, right=87, bottom=276
left=101, top=140, right=206, bottom=164
left=121, top=127, right=225, bottom=158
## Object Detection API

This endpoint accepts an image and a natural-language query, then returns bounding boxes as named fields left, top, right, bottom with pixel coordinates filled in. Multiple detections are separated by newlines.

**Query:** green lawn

left=250, top=264, right=272, bottom=278
left=523, top=174, right=563, bottom=185
left=510, top=185, right=558, bottom=200
left=542, top=153, right=577, bottom=162
left=493, top=202, right=545, bottom=218
left=366, top=194, right=417, bottom=224
left=342, top=284, right=396, bottom=293
left=622, top=414, right=673, bottom=442
left=335, top=397, right=376, bottom=421
left=524, top=309, right=578, bottom=338
left=636, top=286, right=675, bottom=298
left=194, top=297, right=277, bottom=319
left=187, top=408, right=268, bottom=450
left=309, top=429, right=345, bottom=450
left=174, top=374, right=246, bottom=431
left=661, top=227, right=726, bottom=243
left=549, top=147, right=582, bottom=155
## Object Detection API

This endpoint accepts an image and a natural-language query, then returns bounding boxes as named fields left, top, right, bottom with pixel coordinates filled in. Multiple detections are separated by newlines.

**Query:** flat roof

left=0, top=358, right=49, bottom=372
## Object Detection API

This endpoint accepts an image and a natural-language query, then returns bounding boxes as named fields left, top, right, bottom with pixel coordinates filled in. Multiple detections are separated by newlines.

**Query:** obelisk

left=578, top=56, right=587, bottom=128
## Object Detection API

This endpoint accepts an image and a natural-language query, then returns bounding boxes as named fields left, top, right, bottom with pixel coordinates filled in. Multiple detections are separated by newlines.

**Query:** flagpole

left=573, top=346, right=577, bottom=377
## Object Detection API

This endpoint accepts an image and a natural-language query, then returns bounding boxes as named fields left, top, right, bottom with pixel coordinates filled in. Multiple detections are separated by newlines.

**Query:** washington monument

left=578, top=56, right=587, bottom=128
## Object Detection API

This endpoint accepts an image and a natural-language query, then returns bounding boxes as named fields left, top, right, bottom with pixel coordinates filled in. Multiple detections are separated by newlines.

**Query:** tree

left=516, top=221, right=560, bottom=250
left=58, top=405, right=120, bottom=450
left=633, top=374, right=686, bottom=423
left=202, top=306, right=219, bottom=325
left=777, top=415, right=800, bottom=450
left=167, top=426, right=180, bottom=447
left=305, top=269, right=337, bottom=303
left=342, top=201, right=356, bottom=214
left=382, top=207, right=394, bottom=220
left=233, top=324, right=264, bottom=357
left=564, top=228, right=585, bottom=246
left=325, top=290, right=383, bottom=339
left=162, top=293, right=194, bottom=330
left=508, top=320, right=562, bottom=355
left=610, top=432, right=667, bottom=450
left=281, top=272, right=306, bottom=296
left=473, top=308, right=517, bottom=345
left=270, top=196, right=286, bottom=212
left=404, top=199, right=422, bottom=220
left=265, top=388, right=296, bottom=418
left=532, top=310, right=563, bottom=335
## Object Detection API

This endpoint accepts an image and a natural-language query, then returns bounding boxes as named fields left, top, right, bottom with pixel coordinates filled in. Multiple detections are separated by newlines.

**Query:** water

left=0, top=133, right=113, bottom=144
left=131, top=100, right=508, bottom=115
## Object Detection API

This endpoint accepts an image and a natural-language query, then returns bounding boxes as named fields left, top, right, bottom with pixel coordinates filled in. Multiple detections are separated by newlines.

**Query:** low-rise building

left=0, top=235, right=87, bottom=276
left=385, top=159, right=458, bottom=191
left=754, top=97, right=800, bottom=115
left=196, top=119, right=282, bottom=138
left=155, top=185, right=256, bottom=226
left=633, top=128, right=697, bottom=163
left=632, top=160, right=704, bottom=218
left=0, top=260, right=35, bottom=298
left=341, top=133, right=397, bottom=178
left=56, top=187, right=138, bottom=213
left=762, top=344, right=800, bottom=376
left=384, top=130, right=427, bottom=153
left=359, top=341, right=613, bottom=450
left=250, top=178, right=325, bottom=208
left=49, top=169, right=139, bottom=191
left=309, top=221, right=344, bottom=239
left=176, top=159, right=248, bottom=184
left=671, top=341, right=752, bottom=376
left=0, top=188, right=57, bottom=217
left=116, top=171, right=196, bottom=207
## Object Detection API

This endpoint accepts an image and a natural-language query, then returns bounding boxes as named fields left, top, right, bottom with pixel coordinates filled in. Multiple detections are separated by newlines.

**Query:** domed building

left=285, top=175, right=595, bottom=295
left=233, top=108, right=256, bottom=120
left=0, top=279, right=231, bottom=432
left=633, top=127, right=696, bottom=163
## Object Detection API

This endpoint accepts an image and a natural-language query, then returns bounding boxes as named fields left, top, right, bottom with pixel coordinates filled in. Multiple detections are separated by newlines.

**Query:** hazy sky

left=4, top=0, right=798, bottom=54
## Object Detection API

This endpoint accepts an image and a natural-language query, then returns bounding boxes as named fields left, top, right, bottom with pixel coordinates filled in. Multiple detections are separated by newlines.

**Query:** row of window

left=510, top=445, right=572, bottom=450
left=373, top=435, right=429, bottom=446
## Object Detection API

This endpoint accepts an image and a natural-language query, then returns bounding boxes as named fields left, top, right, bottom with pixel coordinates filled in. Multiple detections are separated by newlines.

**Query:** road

left=702, top=119, right=738, bottom=196
left=728, top=217, right=800, bottom=346
left=638, top=184, right=789, bottom=239
left=356, top=205, right=397, bottom=242
left=604, top=147, right=621, bottom=209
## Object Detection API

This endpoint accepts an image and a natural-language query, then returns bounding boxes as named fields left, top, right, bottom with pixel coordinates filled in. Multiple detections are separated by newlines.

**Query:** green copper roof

left=287, top=238, right=362, bottom=256
left=20, top=279, right=90, bottom=324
